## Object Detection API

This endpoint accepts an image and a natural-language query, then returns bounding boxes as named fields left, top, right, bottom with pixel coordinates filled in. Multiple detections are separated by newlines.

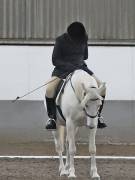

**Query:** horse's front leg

left=52, top=126, right=66, bottom=176
left=89, top=123, right=100, bottom=179
left=65, top=127, right=79, bottom=176
left=66, top=119, right=76, bottom=178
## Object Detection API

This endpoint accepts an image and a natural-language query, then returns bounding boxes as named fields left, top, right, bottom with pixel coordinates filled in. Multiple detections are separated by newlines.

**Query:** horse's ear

left=97, top=82, right=106, bottom=96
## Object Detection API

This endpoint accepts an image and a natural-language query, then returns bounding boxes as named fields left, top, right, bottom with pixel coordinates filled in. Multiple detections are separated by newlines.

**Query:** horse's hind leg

left=65, top=137, right=70, bottom=173
left=89, top=127, right=100, bottom=179
left=52, top=125, right=66, bottom=176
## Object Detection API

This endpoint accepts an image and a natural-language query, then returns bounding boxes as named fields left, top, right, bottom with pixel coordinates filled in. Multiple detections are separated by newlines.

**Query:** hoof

left=92, top=177, right=100, bottom=180
left=68, top=173, right=76, bottom=178
left=60, top=169, right=69, bottom=176
left=91, top=174, right=100, bottom=180
left=90, top=171, right=100, bottom=180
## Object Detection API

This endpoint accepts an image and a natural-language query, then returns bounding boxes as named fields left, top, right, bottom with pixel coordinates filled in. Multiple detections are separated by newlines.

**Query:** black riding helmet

left=67, top=21, right=88, bottom=42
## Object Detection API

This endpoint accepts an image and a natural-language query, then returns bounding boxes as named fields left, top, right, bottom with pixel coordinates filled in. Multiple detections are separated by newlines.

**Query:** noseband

left=70, top=78, right=99, bottom=119
left=83, top=106, right=98, bottom=119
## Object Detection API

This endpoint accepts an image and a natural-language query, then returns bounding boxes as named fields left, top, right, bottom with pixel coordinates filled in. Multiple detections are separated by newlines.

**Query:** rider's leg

left=45, top=76, right=61, bottom=130
left=97, top=95, right=107, bottom=128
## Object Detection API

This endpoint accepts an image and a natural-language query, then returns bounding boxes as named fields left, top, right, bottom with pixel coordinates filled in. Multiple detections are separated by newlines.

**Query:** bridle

left=83, top=106, right=99, bottom=119
left=70, top=78, right=99, bottom=119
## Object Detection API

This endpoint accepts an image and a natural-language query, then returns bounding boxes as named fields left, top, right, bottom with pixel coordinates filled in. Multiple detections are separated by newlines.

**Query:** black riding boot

left=97, top=96, right=107, bottom=129
left=45, top=97, right=56, bottom=130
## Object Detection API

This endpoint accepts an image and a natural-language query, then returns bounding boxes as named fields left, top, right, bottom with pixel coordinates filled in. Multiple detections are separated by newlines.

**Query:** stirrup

left=98, top=116, right=107, bottom=129
left=46, top=118, right=56, bottom=123
left=46, top=118, right=56, bottom=130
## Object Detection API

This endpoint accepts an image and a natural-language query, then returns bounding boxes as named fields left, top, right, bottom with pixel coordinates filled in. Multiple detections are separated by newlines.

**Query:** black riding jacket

left=52, top=33, right=93, bottom=78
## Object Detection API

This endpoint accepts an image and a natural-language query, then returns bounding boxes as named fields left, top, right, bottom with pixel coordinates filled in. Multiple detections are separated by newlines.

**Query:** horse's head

left=81, top=83, right=105, bottom=107
left=81, top=83, right=106, bottom=128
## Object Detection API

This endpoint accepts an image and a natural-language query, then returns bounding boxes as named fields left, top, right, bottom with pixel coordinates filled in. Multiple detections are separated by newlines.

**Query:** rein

left=69, top=77, right=99, bottom=119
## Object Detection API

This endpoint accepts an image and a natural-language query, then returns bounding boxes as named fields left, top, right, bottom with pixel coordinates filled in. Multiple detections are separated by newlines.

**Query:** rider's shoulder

left=56, top=34, right=65, bottom=43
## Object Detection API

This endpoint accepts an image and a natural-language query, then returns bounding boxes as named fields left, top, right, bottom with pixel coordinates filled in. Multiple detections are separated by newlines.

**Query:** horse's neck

left=71, top=70, right=97, bottom=101
left=72, top=78, right=84, bottom=102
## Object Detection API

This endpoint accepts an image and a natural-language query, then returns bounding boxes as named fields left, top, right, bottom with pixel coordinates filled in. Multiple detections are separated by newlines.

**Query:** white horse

left=47, top=70, right=106, bottom=179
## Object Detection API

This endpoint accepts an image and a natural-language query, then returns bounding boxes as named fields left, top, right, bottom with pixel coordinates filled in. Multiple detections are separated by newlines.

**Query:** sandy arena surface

left=0, top=158, right=134, bottom=180
left=0, top=142, right=135, bottom=180
left=0, top=142, right=135, bottom=156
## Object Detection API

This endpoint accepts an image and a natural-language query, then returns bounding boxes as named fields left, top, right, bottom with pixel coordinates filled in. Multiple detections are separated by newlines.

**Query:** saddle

left=55, top=73, right=73, bottom=121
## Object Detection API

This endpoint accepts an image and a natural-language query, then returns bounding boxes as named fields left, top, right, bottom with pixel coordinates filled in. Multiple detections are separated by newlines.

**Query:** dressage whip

left=12, top=77, right=58, bottom=103
left=12, top=65, right=81, bottom=103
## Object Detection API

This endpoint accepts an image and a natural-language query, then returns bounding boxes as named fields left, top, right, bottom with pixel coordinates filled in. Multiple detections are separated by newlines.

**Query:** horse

left=45, top=70, right=106, bottom=179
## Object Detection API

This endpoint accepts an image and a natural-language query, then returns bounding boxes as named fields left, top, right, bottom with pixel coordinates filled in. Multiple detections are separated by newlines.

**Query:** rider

left=45, top=21, right=107, bottom=130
